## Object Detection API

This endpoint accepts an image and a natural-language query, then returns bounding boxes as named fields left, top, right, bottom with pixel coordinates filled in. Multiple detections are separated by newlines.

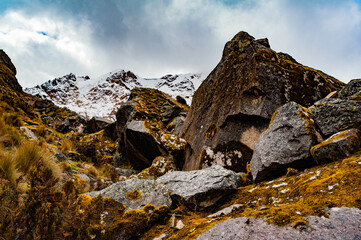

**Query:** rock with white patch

left=156, top=165, right=240, bottom=210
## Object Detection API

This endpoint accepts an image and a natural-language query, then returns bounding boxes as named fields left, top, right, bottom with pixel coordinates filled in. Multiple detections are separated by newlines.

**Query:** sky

left=0, top=0, right=361, bottom=87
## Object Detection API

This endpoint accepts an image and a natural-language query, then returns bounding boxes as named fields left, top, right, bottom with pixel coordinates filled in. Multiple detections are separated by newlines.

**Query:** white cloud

left=0, top=0, right=361, bottom=88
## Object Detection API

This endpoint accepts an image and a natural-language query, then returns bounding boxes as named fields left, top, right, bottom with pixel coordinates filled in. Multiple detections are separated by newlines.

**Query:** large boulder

left=312, top=98, right=361, bottom=137
left=156, top=165, right=240, bottom=210
left=180, top=31, right=344, bottom=172
left=250, top=102, right=319, bottom=182
left=116, top=88, right=188, bottom=170
left=311, top=128, right=361, bottom=164
left=196, top=207, right=361, bottom=240
left=87, top=178, right=172, bottom=210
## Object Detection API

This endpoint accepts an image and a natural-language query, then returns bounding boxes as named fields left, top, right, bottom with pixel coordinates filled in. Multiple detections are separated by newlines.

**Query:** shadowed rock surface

left=250, top=102, right=319, bottom=182
left=156, top=165, right=240, bottom=210
left=196, top=207, right=361, bottom=240
left=181, top=31, right=344, bottom=172
left=84, top=116, right=112, bottom=134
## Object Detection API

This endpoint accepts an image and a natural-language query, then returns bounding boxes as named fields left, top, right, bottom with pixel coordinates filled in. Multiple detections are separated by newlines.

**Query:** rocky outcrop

left=312, top=99, right=361, bottom=137
left=0, top=50, right=22, bottom=93
left=311, top=128, right=361, bottom=164
left=338, top=78, right=361, bottom=100
left=196, top=207, right=361, bottom=240
left=0, top=50, right=16, bottom=75
left=250, top=102, right=319, bottom=182
left=156, top=165, right=240, bottom=210
left=181, top=31, right=344, bottom=172
left=87, top=178, right=172, bottom=210
left=116, top=88, right=188, bottom=170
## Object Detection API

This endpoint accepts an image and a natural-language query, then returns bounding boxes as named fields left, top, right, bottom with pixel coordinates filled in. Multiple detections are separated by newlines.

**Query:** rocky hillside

left=180, top=31, right=344, bottom=172
left=25, top=70, right=207, bottom=120
left=1, top=29, right=361, bottom=240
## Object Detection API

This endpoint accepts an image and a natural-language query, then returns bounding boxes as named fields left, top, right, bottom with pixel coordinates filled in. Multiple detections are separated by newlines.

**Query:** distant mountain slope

left=25, top=70, right=207, bottom=120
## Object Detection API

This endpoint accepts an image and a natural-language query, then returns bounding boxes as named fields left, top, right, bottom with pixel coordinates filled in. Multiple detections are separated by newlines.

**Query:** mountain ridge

left=25, top=70, right=207, bottom=120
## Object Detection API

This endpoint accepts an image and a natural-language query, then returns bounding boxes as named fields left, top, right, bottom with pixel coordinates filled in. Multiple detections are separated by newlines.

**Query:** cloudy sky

left=1, top=0, right=361, bottom=87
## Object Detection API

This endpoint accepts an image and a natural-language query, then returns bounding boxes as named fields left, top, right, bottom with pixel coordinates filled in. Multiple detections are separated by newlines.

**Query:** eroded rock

left=181, top=31, right=343, bottom=172
left=156, top=165, right=240, bottom=210
left=311, top=128, right=361, bottom=164
left=87, top=178, right=172, bottom=210
left=250, top=102, right=319, bottom=182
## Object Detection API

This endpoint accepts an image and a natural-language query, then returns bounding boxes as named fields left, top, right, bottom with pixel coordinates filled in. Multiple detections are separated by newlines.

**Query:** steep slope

left=25, top=70, right=207, bottom=120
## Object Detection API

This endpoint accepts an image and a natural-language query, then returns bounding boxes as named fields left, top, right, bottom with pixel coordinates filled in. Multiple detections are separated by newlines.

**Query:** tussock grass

left=3, top=112, right=22, bottom=127
left=0, top=148, right=19, bottom=185
left=0, top=117, right=21, bottom=147
left=15, top=141, right=61, bottom=180
left=60, top=138, right=76, bottom=155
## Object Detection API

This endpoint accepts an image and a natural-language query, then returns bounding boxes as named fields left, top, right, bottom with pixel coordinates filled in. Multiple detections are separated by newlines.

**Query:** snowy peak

left=25, top=70, right=207, bottom=120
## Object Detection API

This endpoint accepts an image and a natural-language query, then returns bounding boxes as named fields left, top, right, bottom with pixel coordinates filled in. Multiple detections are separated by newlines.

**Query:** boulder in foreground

left=87, top=178, right=172, bottom=210
left=156, top=165, right=240, bottom=210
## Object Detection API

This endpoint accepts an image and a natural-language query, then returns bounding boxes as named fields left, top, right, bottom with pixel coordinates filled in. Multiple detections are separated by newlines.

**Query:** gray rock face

left=156, top=165, right=240, bottom=209
left=250, top=102, right=318, bottom=182
left=196, top=207, right=361, bottom=240
left=87, top=178, right=172, bottom=210
left=312, top=98, right=361, bottom=137
left=311, top=128, right=361, bottom=164
left=338, top=78, right=361, bottom=100
left=180, top=31, right=343, bottom=172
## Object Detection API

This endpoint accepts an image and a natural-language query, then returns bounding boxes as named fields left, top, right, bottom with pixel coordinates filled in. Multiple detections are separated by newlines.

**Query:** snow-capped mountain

left=25, top=70, right=207, bottom=120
